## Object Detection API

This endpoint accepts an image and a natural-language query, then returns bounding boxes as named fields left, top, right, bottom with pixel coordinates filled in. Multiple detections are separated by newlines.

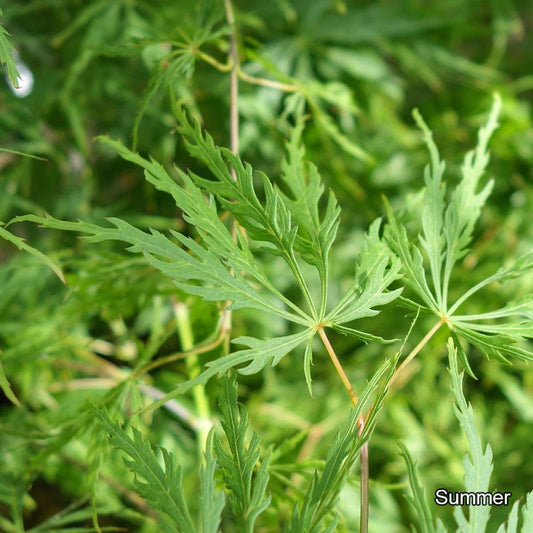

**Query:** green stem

left=224, top=0, right=239, bottom=171
left=174, top=301, right=211, bottom=459
left=359, top=438, right=369, bottom=533
left=319, top=264, right=328, bottom=320
left=289, top=252, right=318, bottom=321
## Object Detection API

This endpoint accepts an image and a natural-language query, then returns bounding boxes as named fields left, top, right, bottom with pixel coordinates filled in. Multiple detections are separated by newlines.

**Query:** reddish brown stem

left=388, top=318, right=444, bottom=389
left=317, top=326, right=368, bottom=533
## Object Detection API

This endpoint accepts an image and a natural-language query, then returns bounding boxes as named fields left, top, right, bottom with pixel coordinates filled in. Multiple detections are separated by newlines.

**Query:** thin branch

left=359, top=424, right=369, bottom=533
left=237, top=67, right=298, bottom=92
left=224, top=0, right=239, bottom=171
left=194, top=46, right=298, bottom=92
left=135, top=327, right=224, bottom=376
left=221, top=0, right=241, bottom=355
left=317, top=327, right=358, bottom=406
left=195, top=48, right=232, bottom=72
left=317, top=326, right=369, bottom=533
left=387, top=318, right=445, bottom=389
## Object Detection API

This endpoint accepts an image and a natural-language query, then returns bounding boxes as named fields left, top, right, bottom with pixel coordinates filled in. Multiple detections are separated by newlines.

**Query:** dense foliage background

left=1, top=1, right=532, bottom=531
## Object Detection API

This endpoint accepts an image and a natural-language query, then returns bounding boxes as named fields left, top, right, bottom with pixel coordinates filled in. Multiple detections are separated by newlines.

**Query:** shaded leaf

left=0, top=10, right=19, bottom=87
left=0, top=358, right=21, bottom=407
left=327, top=219, right=402, bottom=325
left=0, top=224, right=65, bottom=284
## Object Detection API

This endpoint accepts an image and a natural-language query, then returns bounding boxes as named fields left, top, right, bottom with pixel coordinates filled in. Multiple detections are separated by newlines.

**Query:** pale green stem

left=174, top=301, right=211, bottom=459
left=289, top=253, right=318, bottom=321
left=221, top=0, right=239, bottom=357
left=224, top=0, right=239, bottom=169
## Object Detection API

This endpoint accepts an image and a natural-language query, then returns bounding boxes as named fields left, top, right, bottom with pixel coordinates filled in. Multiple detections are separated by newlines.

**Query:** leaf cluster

left=400, top=339, right=533, bottom=533
left=13, top=102, right=401, bottom=405
left=1, top=2, right=533, bottom=531
left=385, top=95, right=533, bottom=374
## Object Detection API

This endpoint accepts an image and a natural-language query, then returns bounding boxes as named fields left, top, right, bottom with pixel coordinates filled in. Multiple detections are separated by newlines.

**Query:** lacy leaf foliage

left=14, top=105, right=401, bottom=405
left=385, top=95, right=533, bottom=373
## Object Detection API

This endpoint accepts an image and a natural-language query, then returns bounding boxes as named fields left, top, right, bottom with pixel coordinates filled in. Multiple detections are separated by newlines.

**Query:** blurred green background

left=1, top=1, right=532, bottom=531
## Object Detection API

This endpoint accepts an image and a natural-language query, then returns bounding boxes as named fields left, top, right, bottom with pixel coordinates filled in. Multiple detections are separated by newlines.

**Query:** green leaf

left=331, top=323, right=394, bottom=344
left=453, top=325, right=533, bottom=364
left=91, top=406, right=196, bottom=533
left=413, top=107, right=447, bottom=310
left=0, top=11, right=19, bottom=87
left=326, top=218, right=402, bottom=325
left=496, top=498, right=520, bottom=533
left=278, top=112, right=341, bottom=315
left=132, top=3, right=227, bottom=148
left=448, top=338, right=493, bottom=533
left=96, top=135, right=311, bottom=324
left=286, top=356, right=395, bottom=533
left=141, top=329, right=313, bottom=413
left=388, top=96, right=501, bottom=316
left=171, top=103, right=319, bottom=319
left=448, top=253, right=533, bottom=316
left=51, top=0, right=110, bottom=47
left=0, top=224, right=65, bottom=284
left=305, top=88, right=374, bottom=164
left=214, top=373, right=270, bottom=533
left=0, top=148, right=47, bottom=161
left=384, top=197, right=439, bottom=312
left=441, top=95, right=501, bottom=308
left=0, top=358, right=21, bottom=407
left=398, top=441, right=445, bottom=533
left=230, top=330, right=313, bottom=375
left=385, top=95, right=533, bottom=368
left=413, top=94, right=500, bottom=311
left=11, top=213, right=306, bottom=325
left=521, top=492, right=533, bottom=532
left=199, top=431, right=225, bottom=533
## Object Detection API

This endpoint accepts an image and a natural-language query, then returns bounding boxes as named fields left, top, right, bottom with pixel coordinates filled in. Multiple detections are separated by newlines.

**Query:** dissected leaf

left=441, top=96, right=500, bottom=308
left=326, top=218, right=402, bottom=325
left=199, top=431, right=225, bottom=533
left=11, top=213, right=306, bottom=325
left=398, top=441, right=446, bottom=533
left=214, top=373, right=270, bottom=533
left=0, top=224, right=65, bottom=284
left=384, top=197, right=439, bottom=312
left=92, top=406, right=196, bottom=533
left=0, top=10, right=19, bottom=87
left=448, top=339, right=493, bottom=532
left=279, top=112, right=340, bottom=314
left=171, top=103, right=321, bottom=319
left=385, top=95, right=533, bottom=368
left=286, top=356, right=395, bottom=533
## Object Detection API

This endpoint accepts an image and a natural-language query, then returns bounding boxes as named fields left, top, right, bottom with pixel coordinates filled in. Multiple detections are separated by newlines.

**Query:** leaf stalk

left=317, top=326, right=369, bottom=533
left=388, top=317, right=445, bottom=389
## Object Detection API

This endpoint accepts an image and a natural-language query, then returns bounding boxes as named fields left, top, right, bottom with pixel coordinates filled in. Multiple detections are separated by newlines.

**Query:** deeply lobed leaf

left=448, top=339, right=493, bottom=532
left=286, top=356, right=395, bottom=532
left=214, top=373, right=270, bottom=533
left=385, top=95, right=533, bottom=369
left=92, top=406, right=196, bottom=533
left=0, top=10, right=20, bottom=88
